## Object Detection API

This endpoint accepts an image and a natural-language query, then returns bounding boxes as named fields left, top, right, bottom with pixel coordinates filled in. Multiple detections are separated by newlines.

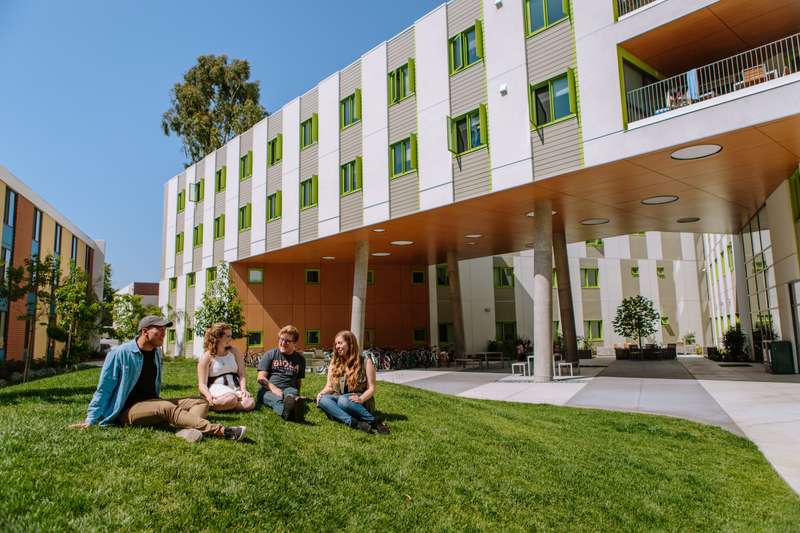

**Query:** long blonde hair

left=203, top=322, right=231, bottom=355
left=330, top=330, right=363, bottom=391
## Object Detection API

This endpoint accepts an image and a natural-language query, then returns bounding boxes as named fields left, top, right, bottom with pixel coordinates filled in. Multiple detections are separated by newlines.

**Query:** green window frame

left=247, top=330, right=264, bottom=348
left=267, top=191, right=282, bottom=221
left=412, top=270, right=425, bottom=284
left=213, top=215, right=225, bottom=240
left=584, top=320, right=603, bottom=341
left=175, top=232, right=184, bottom=254
left=586, top=239, right=603, bottom=250
left=388, top=60, right=415, bottom=104
left=367, top=270, right=375, bottom=285
left=661, top=316, right=670, bottom=326
left=238, top=203, right=252, bottom=231
left=300, top=114, right=319, bottom=149
left=448, top=21, right=483, bottom=74
left=340, top=158, right=363, bottom=196
left=189, top=179, right=205, bottom=202
left=176, top=190, right=186, bottom=213
left=631, top=266, right=640, bottom=278
left=300, top=176, right=318, bottom=209
left=248, top=268, right=264, bottom=284
left=720, top=251, right=727, bottom=274
left=167, top=329, right=176, bottom=343
left=340, top=89, right=362, bottom=128
left=552, top=268, right=558, bottom=287
left=305, top=329, right=321, bottom=346
left=448, top=106, right=487, bottom=155
left=215, top=167, right=227, bottom=192
left=525, top=0, right=569, bottom=36
left=185, top=328, right=193, bottom=342
left=657, top=266, right=665, bottom=279
left=494, top=266, right=514, bottom=288
left=267, top=134, right=283, bottom=166
left=206, top=267, right=217, bottom=284
left=553, top=320, right=561, bottom=337
left=169, top=277, right=177, bottom=291
left=305, top=269, right=320, bottom=285
left=727, top=243, right=734, bottom=272
left=187, top=272, right=196, bottom=287
left=436, top=264, right=449, bottom=287
left=390, top=135, right=417, bottom=177
left=192, top=224, right=203, bottom=248
left=495, top=321, right=517, bottom=342
left=580, top=267, right=599, bottom=288
left=413, top=328, right=426, bottom=344
left=239, top=151, right=253, bottom=180
left=530, top=70, right=576, bottom=128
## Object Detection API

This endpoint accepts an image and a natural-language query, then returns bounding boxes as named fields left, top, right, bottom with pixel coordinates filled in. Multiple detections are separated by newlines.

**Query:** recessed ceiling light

left=372, top=228, right=385, bottom=233
left=670, top=144, right=722, bottom=160
left=642, top=195, right=679, bottom=205
left=580, top=218, right=609, bottom=225
left=322, top=256, right=336, bottom=260
left=464, top=233, right=483, bottom=239
left=526, top=210, right=557, bottom=217
left=465, top=241, right=477, bottom=246
left=390, top=240, right=414, bottom=246
left=677, top=217, right=701, bottom=223
left=525, top=242, right=534, bottom=248
left=371, top=252, right=390, bottom=257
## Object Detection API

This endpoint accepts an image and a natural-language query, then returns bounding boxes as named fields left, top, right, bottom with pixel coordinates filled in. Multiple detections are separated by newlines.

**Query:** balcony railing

left=626, top=32, right=800, bottom=123
left=617, top=0, right=658, bottom=17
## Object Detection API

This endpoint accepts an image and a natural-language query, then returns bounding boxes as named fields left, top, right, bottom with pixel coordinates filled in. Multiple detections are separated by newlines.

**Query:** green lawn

left=1, top=362, right=798, bottom=532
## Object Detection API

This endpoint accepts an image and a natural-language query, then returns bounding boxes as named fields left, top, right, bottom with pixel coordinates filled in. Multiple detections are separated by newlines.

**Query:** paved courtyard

left=377, top=356, right=800, bottom=494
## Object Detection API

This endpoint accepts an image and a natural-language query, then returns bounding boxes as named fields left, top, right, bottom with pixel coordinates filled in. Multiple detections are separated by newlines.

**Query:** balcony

left=625, top=32, right=800, bottom=124
left=616, top=0, right=659, bottom=18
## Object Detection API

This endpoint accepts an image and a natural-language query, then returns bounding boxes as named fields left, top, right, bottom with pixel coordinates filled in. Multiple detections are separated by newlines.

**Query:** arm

left=232, top=347, right=250, bottom=397
left=257, top=369, right=283, bottom=398
left=196, top=353, right=214, bottom=404
left=353, top=358, right=376, bottom=403
left=315, top=366, right=336, bottom=403
left=76, top=351, right=120, bottom=427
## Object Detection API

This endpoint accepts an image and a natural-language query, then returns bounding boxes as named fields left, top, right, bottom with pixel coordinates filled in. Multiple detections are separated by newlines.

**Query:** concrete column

left=446, top=249, right=466, bottom=356
left=351, top=240, right=369, bottom=350
left=553, top=230, right=578, bottom=363
left=732, top=233, right=754, bottom=357
left=533, top=199, right=553, bottom=382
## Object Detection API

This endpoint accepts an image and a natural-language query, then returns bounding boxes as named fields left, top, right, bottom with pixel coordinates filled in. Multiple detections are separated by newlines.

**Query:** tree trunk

left=22, top=316, right=37, bottom=383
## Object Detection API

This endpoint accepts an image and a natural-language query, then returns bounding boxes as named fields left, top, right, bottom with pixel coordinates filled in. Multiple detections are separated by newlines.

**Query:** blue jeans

left=318, top=393, right=375, bottom=426
left=260, top=386, right=299, bottom=417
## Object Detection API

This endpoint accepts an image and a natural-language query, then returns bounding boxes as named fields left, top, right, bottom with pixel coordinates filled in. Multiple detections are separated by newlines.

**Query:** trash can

left=767, top=341, right=795, bottom=374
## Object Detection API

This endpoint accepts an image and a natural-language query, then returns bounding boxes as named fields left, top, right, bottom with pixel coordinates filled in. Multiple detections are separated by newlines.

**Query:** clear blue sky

left=0, top=0, right=442, bottom=290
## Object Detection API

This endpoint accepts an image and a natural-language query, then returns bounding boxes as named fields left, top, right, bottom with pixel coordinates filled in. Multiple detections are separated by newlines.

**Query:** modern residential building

left=0, top=164, right=106, bottom=363
left=160, top=0, right=800, bottom=377
left=116, top=282, right=159, bottom=308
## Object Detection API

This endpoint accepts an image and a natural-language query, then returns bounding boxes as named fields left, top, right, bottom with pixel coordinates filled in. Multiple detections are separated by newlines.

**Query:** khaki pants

left=118, top=398, right=222, bottom=435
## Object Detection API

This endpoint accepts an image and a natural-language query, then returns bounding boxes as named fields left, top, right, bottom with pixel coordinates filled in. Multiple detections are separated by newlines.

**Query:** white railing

left=617, top=0, right=658, bottom=17
left=626, top=33, right=800, bottom=123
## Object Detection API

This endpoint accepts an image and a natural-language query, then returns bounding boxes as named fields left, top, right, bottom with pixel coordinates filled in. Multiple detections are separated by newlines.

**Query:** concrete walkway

left=377, top=357, right=800, bottom=494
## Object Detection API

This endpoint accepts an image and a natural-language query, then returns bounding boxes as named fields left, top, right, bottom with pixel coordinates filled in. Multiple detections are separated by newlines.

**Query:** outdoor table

left=474, top=351, right=504, bottom=368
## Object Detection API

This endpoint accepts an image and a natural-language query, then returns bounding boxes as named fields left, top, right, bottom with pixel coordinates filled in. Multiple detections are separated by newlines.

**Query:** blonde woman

left=197, top=323, right=255, bottom=412
left=315, top=330, right=389, bottom=434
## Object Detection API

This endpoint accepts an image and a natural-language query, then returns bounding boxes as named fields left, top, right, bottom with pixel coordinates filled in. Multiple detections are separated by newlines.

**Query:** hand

left=207, top=397, right=216, bottom=407
left=68, top=422, right=90, bottom=429
left=349, top=394, right=363, bottom=404
left=240, top=390, right=251, bottom=399
left=315, top=392, right=323, bottom=404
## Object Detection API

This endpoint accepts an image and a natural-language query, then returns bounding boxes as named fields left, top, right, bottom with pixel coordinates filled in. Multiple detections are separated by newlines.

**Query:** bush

left=722, top=325, right=748, bottom=362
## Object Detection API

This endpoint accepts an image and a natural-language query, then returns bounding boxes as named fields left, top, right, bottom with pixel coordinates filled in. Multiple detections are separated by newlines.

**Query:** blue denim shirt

left=85, top=339, right=162, bottom=426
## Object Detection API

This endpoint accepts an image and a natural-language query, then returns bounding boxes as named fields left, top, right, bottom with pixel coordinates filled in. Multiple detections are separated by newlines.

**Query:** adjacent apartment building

left=160, top=0, right=800, bottom=370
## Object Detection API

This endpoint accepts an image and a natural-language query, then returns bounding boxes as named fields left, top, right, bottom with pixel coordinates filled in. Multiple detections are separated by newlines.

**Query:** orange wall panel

left=6, top=196, right=34, bottom=360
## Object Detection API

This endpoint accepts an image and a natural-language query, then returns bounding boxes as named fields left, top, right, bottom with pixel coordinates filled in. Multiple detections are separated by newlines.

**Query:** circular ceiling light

left=524, top=243, right=534, bottom=248
left=676, top=217, right=701, bottom=224
left=321, top=256, right=336, bottom=260
left=390, top=240, right=414, bottom=246
left=670, top=144, right=722, bottom=160
left=526, top=210, right=557, bottom=217
left=641, top=195, right=679, bottom=205
left=580, top=218, right=609, bottom=225
left=371, top=252, right=390, bottom=257
left=465, top=241, right=477, bottom=246
left=372, top=228, right=385, bottom=233
left=464, top=233, right=483, bottom=239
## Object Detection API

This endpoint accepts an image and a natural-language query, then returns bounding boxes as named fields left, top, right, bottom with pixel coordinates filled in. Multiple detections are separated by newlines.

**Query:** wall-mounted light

left=499, top=83, right=508, bottom=96
left=494, top=0, right=503, bottom=8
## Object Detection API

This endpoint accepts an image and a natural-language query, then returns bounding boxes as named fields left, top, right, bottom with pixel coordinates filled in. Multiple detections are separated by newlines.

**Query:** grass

left=1, top=362, right=799, bottom=532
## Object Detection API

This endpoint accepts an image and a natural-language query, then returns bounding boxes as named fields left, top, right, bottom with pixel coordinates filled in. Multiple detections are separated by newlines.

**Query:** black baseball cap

left=137, top=315, right=173, bottom=331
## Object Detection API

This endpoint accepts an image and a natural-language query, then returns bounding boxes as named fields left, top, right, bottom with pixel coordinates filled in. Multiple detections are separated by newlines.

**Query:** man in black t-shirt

left=257, top=325, right=306, bottom=422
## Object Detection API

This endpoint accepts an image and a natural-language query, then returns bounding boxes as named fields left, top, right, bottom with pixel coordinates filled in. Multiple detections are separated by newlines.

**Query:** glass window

left=581, top=268, right=599, bottom=288
left=527, top=0, right=545, bottom=33
left=631, top=266, right=640, bottom=277
left=449, top=24, right=481, bottom=74
left=389, top=65, right=409, bottom=104
left=341, top=160, right=359, bottom=194
left=341, top=93, right=359, bottom=127
left=54, top=224, right=62, bottom=254
left=193, top=224, right=203, bottom=247
left=3, top=190, right=16, bottom=227
left=496, top=322, right=517, bottom=342
left=300, top=178, right=316, bottom=209
left=451, top=109, right=484, bottom=155
left=390, top=138, right=414, bottom=177
left=494, top=266, right=514, bottom=288
left=534, top=85, right=550, bottom=125
left=268, top=135, right=282, bottom=166
left=206, top=267, right=217, bottom=284
left=552, top=75, right=571, bottom=119
left=247, top=331, right=263, bottom=347
left=267, top=192, right=281, bottom=221
left=465, top=27, right=479, bottom=64
left=305, top=329, right=321, bottom=346
left=187, top=272, right=196, bottom=287
left=215, top=167, right=226, bottom=192
left=367, top=270, right=375, bottom=285
left=248, top=268, right=263, bottom=284
left=531, top=74, right=572, bottom=127
left=300, top=118, right=314, bottom=148
left=238, top=204, right=252, bottom=231
left=412, top=271, right=425, bottom=284
left=657, top=266, right=665, bottom=279
left=413, top=328, right=426, bottom=343
left=305, top=269, right=320, bottom=284
left=169, top=277, right=177, bottom=291
left=451, top=36, right=463, bottom=71
left=546, top=0, right=566, bottom=23
left=439, top=323, right=454, bottom=343
left=436, top=265, right=449, bottom=286
left=584, top=320, right=603, bottom=340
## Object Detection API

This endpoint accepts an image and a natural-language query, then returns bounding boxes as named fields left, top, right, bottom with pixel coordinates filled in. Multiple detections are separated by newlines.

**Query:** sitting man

left=257, top=325, right=306, bottom=422
left=69, top=316, right=246, bottom=442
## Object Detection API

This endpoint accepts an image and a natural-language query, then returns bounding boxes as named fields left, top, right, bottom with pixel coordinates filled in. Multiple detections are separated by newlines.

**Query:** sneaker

left=351, top=420, right=373, bottom=434
left=282, top=395, right=297, bottom=421
left=223, top=426, right=246, bottom=441
left=175, top=428, right=203, bottom=443
left=373, top=421, right=390, bottom=435
left=291, top=397, right=306, bottom=423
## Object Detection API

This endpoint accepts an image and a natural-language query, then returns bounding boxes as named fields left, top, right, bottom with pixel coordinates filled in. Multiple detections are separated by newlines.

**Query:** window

left=580, top=267, right=599, bottom=288
left=436, top=264, right=449, bottom=287
left=248, top=268, right=264, bottom=284
left=412, top=270, right=425, bottom=284
left=175, top=232, right=184, bottom=254
left=390, top=136, right=417, bottom=177
left=553, top=320, right=561, bottom=337
left=213, top=215, right=225, bottom=240
left=340, top=90, right=361, bottom=128
left=169, top=277, right=177, bottom=291
left=305, top=269, right=320, bottom=284
left=70, top=236, right=78, bottom=261
left=552, top=268, right=557, bottom=287
left=631, top=266, right=640, bottom=277
left=215, top=167, right=227, bottom=192
left=449, top=22, right=483, bottom=74
left=584, top=320, right=603, bottom=341
left=3, top=189, right=16, bottom=226
left=367, top=270, right=375, bottom=285
left=185, top=328, right=193, bottom=342
left=389, top=61, right=415, bottom=104
left=238, top=204, right=252, bottom=231
left=187, top=272, right=196, bottom=287
left=413, top=328, right=426, bottom=343
left=525, top=0, right=568, bottom=35
left=32, top=208, right=42, bottom=243
left=189, top=179, right=205, bottom=202
left=54, top=223, right=62, bottom=254
left=267, top=191, right=282, bottom=221
left=494, top=266, right=514, bottom=288
left=661, top=316, right=670, bottom=326
left=300, top=176, right=318, bottom=209
left=727, top=243, right=734, bottom=271
left=247, top=331, right=263, bottom=348
left=657, top=266, right=665, bottom=279
left=177, top=190, right=186, bottom=212
left=340, top=158, right=362, bottom=195
left=448, top=106, right=487, bottom=155
left=193, top=224, right=203, bottom=247
left=438, top=323, right=454, bottom=343
left=496, top=322, right=517, bottom=342
left=239, top=151, right=253, bottom=180
left=300, top=114, right=318, bottom=149
left=206, top=267, right=217, bottom=284
left=531, top=71, right=576, bottom=127
left=305, top=329, right=321, bottom=346
left=167, top=329, right=176, bottom=343
left=267, top=134, right=283, bottom=166
left=586, top=239, right=603, bottom=250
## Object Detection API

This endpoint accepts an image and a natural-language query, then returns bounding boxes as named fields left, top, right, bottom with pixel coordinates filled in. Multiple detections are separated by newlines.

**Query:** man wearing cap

left=69, top=315, right=246, bottom=442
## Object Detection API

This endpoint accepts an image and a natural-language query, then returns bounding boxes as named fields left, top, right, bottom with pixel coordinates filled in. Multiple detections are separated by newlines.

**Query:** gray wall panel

left=453, top=147, right=490, bottom=202
left=495, top=300, right=516, bottom=322
left=300, top=87, right=318, bottom=119
left=214, top=190, right=225, bottom=216
left=340, top=123, right=362, bottom=163
left=340, top=191, right=363, bottom=231
left=299, top=207, right=319, bottom=242
left=268, top=110, right=283, bottom=134
left=175, top=260, right=183, bottom=277
left=175, top=173, right=186, bottom=234
left=267, top=163, right=282, bottom=192
left=450, top=62, right=486, bottom=118
left=193, top=247, right=202, bottom=272
left=630, top=236, right=648, bottom=259
left=526, top=20, right=574, bottom=84
left=186, top=289, right=194, bottom=314
left=387, top=28, right=415, bottom=71
left=238, top=229, right=251, bottom=257
left=388, top=96, right=417, bottom=143
left=300, top=144, right=319, bottom=177
left=621, top=259, right=640, bottom=297
left=340, top=62, right=360, bottom=98
left=662, top=233, right=682, bottom=260
left=531, top=117, right=581, bottom=180
left=213, top=238, right=224, bottom=263
left=267, top=221, right=281, bottom=251
left=215, top=146, right=227, bottom=171
left=239, top=176, right=252, bottom=206
left=239, top=129, right=254, bottom=155
left=447, top=0, right=481, bottom=37
left=390, top=172, right=419, bottom=219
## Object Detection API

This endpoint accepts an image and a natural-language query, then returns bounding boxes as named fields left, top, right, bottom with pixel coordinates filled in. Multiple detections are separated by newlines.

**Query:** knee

left=318, top=395, right=336, bottom=409
left=337, top=395, right=353, bottom=408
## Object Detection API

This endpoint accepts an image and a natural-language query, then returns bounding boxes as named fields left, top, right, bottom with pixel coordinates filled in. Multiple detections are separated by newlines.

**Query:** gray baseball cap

left=137, top=315, right=173, bottom=331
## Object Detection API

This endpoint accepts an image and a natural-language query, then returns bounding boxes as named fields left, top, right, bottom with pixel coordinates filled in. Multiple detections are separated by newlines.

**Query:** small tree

left=54, top=263, right=100, bottom=364
left=111, top=294, right=148, bottom=341
left=612, top=295, right=660, bottom=350
left=722, top=325, right=747, bottom=362
left=194, top=262, right=244, bottom=338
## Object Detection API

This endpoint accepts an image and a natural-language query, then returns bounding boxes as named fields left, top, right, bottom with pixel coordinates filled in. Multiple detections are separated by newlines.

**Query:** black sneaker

left=282, top=395, right=297, bottom=421
left=291, top=397, right=306, bottom=423
left=351, top=420, right=373, bottom=433
left=373, top=421, right=390, bottom=435
left=223, top=426, right=246, bottom=441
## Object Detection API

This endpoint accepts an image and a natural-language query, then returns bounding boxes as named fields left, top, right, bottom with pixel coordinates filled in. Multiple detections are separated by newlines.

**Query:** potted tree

left=722, top=325, right=748, bottom=362
left=612, top=295, right=660, bottom=360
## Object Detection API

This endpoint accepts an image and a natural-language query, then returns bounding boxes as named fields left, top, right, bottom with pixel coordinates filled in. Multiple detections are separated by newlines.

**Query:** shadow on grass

left=376, top=411, right=408, bottom=423
left=0, top=384, right=191, bottom=406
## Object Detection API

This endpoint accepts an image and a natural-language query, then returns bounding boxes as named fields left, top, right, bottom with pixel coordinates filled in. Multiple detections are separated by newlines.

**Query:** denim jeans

left=260, top=386, right=299, bottom=417
left=318, top=393, right=375, bottom=426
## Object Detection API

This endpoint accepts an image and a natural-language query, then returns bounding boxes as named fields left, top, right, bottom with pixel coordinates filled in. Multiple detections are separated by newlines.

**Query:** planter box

left=577, top=349, right=593, bottom=359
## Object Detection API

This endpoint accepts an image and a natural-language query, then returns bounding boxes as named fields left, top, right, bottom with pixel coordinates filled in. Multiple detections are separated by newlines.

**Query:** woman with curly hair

left=197, top=322, right=255, bottom=412
left=315, top=330, right=389, bottom=434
